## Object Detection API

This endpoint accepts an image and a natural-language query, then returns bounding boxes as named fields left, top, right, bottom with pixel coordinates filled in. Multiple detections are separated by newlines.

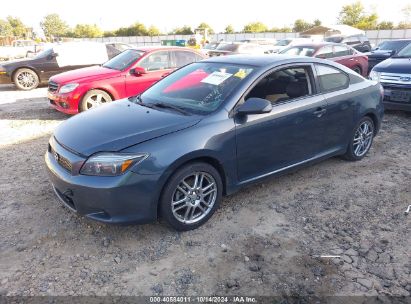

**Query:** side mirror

left=47, top=52, right=58, bottom=60
left=130, top=67, right=147, bottom=76
left=237, top=98, right=272, bottom=115
left=390, top=50, right=396, bottom=55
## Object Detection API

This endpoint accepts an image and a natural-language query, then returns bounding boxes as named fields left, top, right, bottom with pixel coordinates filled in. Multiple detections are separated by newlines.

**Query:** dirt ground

left=0, top=84, right=410, bottom=298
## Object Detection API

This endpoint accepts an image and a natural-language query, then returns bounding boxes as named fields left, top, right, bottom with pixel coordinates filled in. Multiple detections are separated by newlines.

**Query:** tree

left=313, top=19, right=322, bottom=26
left=73, top=24, right=102, bottom=38
left=170, top=26, right=193, bottom=35
left=377, top=21, right=394, bottom=30
left=338, top=1, right=378, bottom=29
left=243, top=22, right=268, bottom=33
left=147, top=26, right=160, bottom=36
left=115, top=22, right=148, bottom=36
left=40, top=14, right=69, bottom=38
left=224, top=25, right=235, bottom=34
left=402, top=4, right=411, bottom=22
left=196, top=22, right=214, bottom=34
left=293, top=19, right=312, bottom=32
left=397, top=21, right=411, bottom=29
left=0, top=19, right=13, bottom=36
left=6, top=16, right=26, bottom=37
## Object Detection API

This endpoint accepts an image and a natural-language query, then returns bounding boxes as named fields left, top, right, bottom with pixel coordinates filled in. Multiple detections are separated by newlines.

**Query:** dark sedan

left=45, top=55, right=384, bottom=231
left=366, top=39, right=411, bottom=72
left=0, top=42, right=125, bottom=90
left=281, top=42, right=368, bottom=77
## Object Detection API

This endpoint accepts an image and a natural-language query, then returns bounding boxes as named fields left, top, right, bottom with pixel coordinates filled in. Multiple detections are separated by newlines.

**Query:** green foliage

left=197, top=22, right=214, bottom=34
left=0, top=19, right=13, bottom=36
left=40, top=14, right=69, bottom=37
left=397, top=21, right=411, bottom=29
left=116, top=22, right=148, bottom=36
left=73, top=24, right=102, bottom=38
left=224, top=25, right=235, bottom=34
left=170, top=26, right=193, bottom=35
left=377, top=21, right=394, bottom=30
left=338, top=1, right=378, bottom=29
left=147, top=26, right=161, bottom=36
left=6, top=16, right=26, bottom=37
left=268, top=27, right=292, bottom=33
left=293, top=19, right=313, bottom=32
left=243, top=22, right=268, bottom=33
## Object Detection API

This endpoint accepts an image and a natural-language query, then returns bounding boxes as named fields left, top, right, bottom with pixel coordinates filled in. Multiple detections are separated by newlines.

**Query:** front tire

left=79, top=89, right=112, bottom=112
left=160, top=162, right=223, bottom=231
left=343, top=117, right=374, bottom=161
left=13, top=68, right=39, bottom=90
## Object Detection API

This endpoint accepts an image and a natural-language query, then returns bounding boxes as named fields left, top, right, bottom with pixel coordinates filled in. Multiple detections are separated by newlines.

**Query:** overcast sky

left=1, top=0, right=410, bottom=34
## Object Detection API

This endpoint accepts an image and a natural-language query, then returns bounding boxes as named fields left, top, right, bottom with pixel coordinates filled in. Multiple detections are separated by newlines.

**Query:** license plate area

left=389, top=90, right=411, bottom=103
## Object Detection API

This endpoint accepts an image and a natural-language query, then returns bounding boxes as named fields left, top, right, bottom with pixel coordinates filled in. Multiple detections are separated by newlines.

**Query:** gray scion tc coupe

left=45, top=55, right=384, bottom=231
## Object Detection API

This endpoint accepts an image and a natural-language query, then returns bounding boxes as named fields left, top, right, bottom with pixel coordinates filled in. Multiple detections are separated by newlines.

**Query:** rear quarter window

left=315, top=64, right=349, bottom=92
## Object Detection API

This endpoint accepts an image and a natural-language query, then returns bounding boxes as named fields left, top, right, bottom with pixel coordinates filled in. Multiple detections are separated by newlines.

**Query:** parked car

left=269, top=38, right=312, bottom=53
left=0, top=42, right=125, bottom=90
left=280, top=42, right=368, bottom=77
left=207, top=42, right=266, bottom=57
left=366, top=39, right=411, bottom=72
left=369, top=42, right=411, bottom=111
left=45, top=55, right=383, bottom=230
left=47, top=47, right=205, bottom=114
left=0, top=39, right=38, bottom=61
left=324, top=34, right=371, bottom=53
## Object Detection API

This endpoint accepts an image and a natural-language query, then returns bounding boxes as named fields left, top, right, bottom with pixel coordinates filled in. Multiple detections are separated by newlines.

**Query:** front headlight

left=80, top=153, right=148, bottom=176
left=59, top=83, right=79, bottom=94
left=369, top=70, right=381, bottom=82
left=0, top=66, right=6, bottom=74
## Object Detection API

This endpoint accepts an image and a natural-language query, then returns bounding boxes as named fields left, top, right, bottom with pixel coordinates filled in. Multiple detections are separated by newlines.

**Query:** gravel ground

left=0, top=84, right=410, bottom=298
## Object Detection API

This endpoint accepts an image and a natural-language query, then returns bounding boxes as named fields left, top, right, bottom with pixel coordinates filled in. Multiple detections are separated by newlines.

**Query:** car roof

left=202, top=54, right=327, bottom=67
left=131, top=46, right=198, bottom=52
left=286, top=42, right=353, bottom=48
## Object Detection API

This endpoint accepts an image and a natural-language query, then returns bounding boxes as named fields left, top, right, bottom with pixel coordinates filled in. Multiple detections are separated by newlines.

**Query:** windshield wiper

left=129, top=95, right=156, bottom=109
left=151, top=102, right=191, bottom=115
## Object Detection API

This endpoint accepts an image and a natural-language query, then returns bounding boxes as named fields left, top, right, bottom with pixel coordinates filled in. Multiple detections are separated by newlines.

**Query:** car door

left=313, top=64, right=355, bottom=151
left=235, top=64, right=328, bottom=182
left=331, top=45, right=356, bottom=68
left=172, top=50, right=203, bottom=69
left=125, top=50, right=173, bottom=96
left=34, top=49, right=62, bottom=80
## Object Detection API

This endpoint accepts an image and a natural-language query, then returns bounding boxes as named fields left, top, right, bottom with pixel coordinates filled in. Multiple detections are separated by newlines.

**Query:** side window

left=316, top=64, right=349, bottom=92
left=246, top=66, right=313, bottom=104
left=174, top=51, right=198, bottom=68
left=333, top=45, right=351, bottom=57
left=139, top=51, right=171, bottom=71
left=316, top=46, right=334, bottom=59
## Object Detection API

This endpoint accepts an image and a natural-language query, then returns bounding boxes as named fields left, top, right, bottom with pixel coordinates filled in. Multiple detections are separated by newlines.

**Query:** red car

left=48, top=47, right=205, bottom=114
left=280, top=42, right=368, bottom=77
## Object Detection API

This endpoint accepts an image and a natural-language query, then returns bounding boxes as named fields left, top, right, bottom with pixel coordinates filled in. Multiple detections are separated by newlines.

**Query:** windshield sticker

left=201, top=71, right=232, bottom=85
left=234, top=69, right=247, bottom=79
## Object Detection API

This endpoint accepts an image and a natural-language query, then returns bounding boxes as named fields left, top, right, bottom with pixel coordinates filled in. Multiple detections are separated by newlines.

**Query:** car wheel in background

left=79, top=89, right=112, bottom=112
left=343, top=116, right=374, bottom=161
left=13, top=68, right=39, bottom=90
left=160, top=162, right=223, bottom=231
left=352, top=66, right=362, bottom=75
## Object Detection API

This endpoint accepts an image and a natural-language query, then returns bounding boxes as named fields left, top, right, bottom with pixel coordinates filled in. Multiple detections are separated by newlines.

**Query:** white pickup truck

left=0, top=40, right=39, bottom=61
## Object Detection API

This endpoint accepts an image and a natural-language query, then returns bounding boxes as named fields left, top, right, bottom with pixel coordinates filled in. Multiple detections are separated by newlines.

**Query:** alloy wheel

left=353, top=120, right=373, bottom=157
left=171, top=172, right=217, bottom=224
left=85, top=93, right=110, bottom=109
left=16, top=71, right=36, bottom=89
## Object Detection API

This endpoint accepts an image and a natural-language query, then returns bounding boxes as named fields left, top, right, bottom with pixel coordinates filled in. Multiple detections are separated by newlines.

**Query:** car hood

left=366, top=50, right=393, bottom=58
left=50, top=65, right=120, bottom=83
left=53, top=99, right=201, bottom=156
left=1, top=57, right=37, bottom=70
left=373, top=57, right=411, bottom=73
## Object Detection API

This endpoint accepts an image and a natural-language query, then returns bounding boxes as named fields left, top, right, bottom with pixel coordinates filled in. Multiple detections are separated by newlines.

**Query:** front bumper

left=45, top=137, right=160, bottom=224
left=0, top=72, right=11, bottom=85
left=381, top=83, right=411, bottom=112
left=48, top=90, right=81, bottom=115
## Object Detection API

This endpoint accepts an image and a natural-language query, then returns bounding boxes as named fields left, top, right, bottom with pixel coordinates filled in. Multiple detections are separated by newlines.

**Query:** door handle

left=313, top=108, right=327, bottom=117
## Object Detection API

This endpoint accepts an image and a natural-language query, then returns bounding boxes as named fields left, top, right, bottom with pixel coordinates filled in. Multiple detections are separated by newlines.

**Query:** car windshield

left=394, top=43, right=411, bottom=58
left=325, top=36, right=343, bottom=43
left=136, top=62, right=256, bottom=115
left=33, top=48, right=53, bottom=59
left=216, top=43, right=238, bottom=51
left=275, top=39, right=291, bottom=46
left=203, top=43, right=219, bottom=50
left=281, top=46, right=316, bottom=56
left=103, top=49, right=144, bottom=70
left=377, top=40, right=410, bottom=51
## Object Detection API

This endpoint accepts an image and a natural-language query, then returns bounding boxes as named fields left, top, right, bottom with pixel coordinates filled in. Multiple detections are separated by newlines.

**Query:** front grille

left=380, top=73, right=411, bottom=85
left=49, top=145, right=72, bottom=172
left=48, top=81, right=59, bottom=92
left=381, top=85, right=411, bottom=104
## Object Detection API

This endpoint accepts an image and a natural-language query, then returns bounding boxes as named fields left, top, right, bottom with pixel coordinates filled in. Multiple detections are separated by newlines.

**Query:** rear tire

left=79, top=89, right=112, bottom=112
left=343, top=116, right=374, bottom=161
left=352, top=66, right=362, bottom=75
left=160, top=162, right=223, bottom=231
left=13, top=68, right=39, bottom=90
